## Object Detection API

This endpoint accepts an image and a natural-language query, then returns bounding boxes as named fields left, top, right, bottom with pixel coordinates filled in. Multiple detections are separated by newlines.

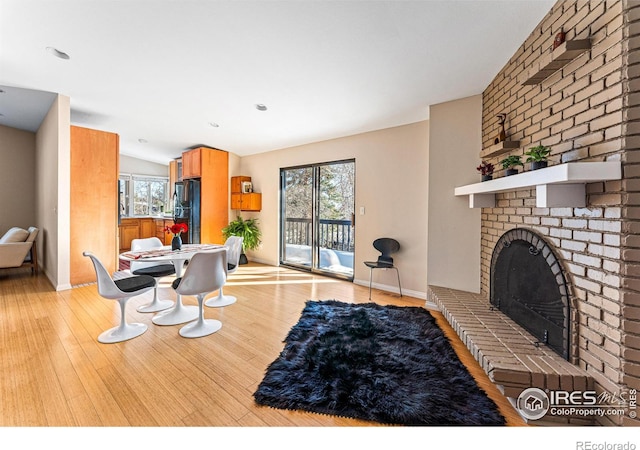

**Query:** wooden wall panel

left=70, top=126, right=118, bottom=285
left=200, top=148, right=228, bottom=244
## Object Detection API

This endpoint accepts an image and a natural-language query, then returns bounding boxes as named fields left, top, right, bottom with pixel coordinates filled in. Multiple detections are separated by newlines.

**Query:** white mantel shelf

left=454, top=162, right=622, bottom=208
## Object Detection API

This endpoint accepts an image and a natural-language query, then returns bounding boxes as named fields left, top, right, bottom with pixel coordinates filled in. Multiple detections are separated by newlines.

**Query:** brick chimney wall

left=479, top=0, right=639, bottom=426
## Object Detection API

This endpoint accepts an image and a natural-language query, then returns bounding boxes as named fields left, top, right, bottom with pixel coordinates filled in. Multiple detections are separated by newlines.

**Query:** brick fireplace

left=430, top=0, right=640, bottom=426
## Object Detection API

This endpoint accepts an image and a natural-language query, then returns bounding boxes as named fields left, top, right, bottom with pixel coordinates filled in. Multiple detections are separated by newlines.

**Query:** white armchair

left=0, top=227, right=39, bottom=273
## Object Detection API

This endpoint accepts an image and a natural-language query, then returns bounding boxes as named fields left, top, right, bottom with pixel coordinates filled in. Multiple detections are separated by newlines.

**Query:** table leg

left=151, top=259, right=199, bottom=326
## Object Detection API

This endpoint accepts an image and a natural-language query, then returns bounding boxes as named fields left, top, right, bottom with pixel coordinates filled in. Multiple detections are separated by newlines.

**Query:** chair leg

left=205, top=286, right=236, bottom=308
left=137, top=282, right=174, bottom=313
left=180, top=294, right=222, bottom=338
left=98, top=297, right=147, bottom=344
left=394, top=267, right=402, bottom=297
left=368, top=267, right=374, bottom=300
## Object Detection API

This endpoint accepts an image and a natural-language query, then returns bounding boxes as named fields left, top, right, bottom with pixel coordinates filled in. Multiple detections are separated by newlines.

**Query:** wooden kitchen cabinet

left=182, top=148, right=201, bottom=179
left=230, top=175, right=262, bottom=211
left=140, top=218, right=155, bottom=239
left=231, top=192, right=262, bottom=211
left=155, top=218, right=174, bottom=246
left=200, top=148, right=228, bottom=244
left=231, top=176, right=251, bottom=193
left=118, top=217, right=159, bottom=252
left=119, top=219, right=140, bottom=252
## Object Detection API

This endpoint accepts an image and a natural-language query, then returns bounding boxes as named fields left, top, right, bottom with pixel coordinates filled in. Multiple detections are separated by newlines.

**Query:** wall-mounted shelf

left=480, top=140, right=520, bottom=159
left=454, top=162, right=621, bottom=208
left=521, top=39, right=591, bottom=85
left=230, top=175, right=262, bottom=211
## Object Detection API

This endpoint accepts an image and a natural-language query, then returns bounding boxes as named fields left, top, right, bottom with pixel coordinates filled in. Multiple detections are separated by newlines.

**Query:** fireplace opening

left=490, top=228, right=570, bottom=360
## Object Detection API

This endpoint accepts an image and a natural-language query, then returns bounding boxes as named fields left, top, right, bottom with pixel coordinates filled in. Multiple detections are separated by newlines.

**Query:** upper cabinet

left=182, top=147, right=201, bottom=179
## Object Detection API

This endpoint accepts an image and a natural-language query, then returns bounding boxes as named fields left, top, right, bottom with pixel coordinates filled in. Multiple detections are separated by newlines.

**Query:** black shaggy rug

left=253, top=300, right=506, bottom=426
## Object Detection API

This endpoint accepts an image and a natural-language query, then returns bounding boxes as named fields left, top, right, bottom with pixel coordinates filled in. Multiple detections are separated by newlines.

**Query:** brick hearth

left=428, top=285, right=594, bottom=422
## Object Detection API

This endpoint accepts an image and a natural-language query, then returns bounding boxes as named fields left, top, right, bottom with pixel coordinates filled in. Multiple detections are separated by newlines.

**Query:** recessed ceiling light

left=138, top=138, right=148, bottom=144
left=46, top=47, right=70, bottom=60
left=208, top=122, right=219, bottom=128
left=255, top=104, right=268, bottom=111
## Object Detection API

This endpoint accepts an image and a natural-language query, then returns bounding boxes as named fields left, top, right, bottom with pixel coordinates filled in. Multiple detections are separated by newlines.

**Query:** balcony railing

left=285, top=218, right=354, bottom=252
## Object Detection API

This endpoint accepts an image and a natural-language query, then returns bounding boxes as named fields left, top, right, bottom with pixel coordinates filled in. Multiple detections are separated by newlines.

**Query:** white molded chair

left=172, top=249, right=226, bottom=338
left=205, top=236, right=243, bottom=308
left=130, top=237, right=176, bottom=313
left=83, top=251, right=156, bottom=343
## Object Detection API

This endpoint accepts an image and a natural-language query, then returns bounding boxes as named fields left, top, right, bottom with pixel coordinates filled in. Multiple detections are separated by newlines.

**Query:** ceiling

left=0, top=0, right=555, bottom=165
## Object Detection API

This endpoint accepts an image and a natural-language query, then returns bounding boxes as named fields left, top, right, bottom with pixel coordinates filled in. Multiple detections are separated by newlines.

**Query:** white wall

left=120, top=154, right=168, bottom=177
left=35, top=94, right=71, bottom=291
left=0, top=125, right=36, bottom=235
left=238, top=121, right=429, bottom=298
left=427, top=95, right=482, bottom=293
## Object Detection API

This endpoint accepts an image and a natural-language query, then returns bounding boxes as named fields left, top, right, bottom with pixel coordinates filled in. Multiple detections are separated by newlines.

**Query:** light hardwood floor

left=0, top=263, right=525, bottom=427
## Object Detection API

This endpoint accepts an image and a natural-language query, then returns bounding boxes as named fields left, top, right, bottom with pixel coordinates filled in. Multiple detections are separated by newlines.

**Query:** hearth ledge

left=427, top=285, right=594, bottom=424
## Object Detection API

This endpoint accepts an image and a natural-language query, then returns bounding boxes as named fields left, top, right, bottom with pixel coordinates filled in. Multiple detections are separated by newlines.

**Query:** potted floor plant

left=525, top=145, right=551, bottom=170
left=222, top=216, right=262, bottom=264
left=477, top=161, right=495, bottom=182
left=500, top=155, right=523, bottom=176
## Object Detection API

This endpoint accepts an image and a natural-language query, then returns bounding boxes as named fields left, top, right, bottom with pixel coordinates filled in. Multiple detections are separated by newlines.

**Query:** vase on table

left=172, top=235, right=182, bottom=251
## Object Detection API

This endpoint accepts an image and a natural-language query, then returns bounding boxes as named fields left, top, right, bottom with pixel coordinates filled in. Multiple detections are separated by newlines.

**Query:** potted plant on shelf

left=477, top=161, right=495, bottom=182
left=525, top=145, right=551, bottom=170
left=500, top=155, right=524, bottom=176
left=222, top=216, right=262, bottom=264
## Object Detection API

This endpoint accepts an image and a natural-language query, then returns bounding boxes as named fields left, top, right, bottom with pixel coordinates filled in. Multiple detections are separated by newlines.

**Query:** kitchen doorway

left=280, top=160, right=355, bottom=280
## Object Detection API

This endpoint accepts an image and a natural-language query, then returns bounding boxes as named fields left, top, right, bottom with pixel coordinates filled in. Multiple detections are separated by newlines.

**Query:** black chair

left=363, top=238, right=402, bottom=299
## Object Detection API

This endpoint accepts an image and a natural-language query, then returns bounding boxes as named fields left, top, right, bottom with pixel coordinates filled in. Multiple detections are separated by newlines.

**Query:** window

left=119, top=174, right=169, bottom=216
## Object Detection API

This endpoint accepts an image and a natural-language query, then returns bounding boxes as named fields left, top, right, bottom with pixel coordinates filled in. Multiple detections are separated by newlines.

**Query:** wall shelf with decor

left=521, top=39, right=591, bottom=85
left=231, top=176, right=262, bottom=211
left=454, top=161, right=621, bottom=208
left=480, top=140, right=520, bottom=159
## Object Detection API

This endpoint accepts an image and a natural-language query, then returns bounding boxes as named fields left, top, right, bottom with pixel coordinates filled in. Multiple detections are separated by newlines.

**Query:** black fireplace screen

left=490, top=228, right=570, bottom=360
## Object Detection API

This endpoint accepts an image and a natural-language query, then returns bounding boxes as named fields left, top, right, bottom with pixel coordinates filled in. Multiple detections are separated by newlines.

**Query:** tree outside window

left=120, top=174, right=169, bottom=216
left=133, top=178, right=167, bottom=215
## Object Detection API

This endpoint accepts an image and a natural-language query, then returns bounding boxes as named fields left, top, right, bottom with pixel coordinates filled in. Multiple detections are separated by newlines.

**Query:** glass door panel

left=281, top=167, right=313, bottom=269
left=316, top=162, right=355, bottom=277
left=280, top=160, right=355, bottom=280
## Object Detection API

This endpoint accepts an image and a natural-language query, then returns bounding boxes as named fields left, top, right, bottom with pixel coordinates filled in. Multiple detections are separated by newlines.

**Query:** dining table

left=119, top=243, right=224, bottom=326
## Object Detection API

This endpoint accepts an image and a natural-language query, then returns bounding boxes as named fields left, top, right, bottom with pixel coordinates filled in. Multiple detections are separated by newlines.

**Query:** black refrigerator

left=173, top=179, right=201, bottom=244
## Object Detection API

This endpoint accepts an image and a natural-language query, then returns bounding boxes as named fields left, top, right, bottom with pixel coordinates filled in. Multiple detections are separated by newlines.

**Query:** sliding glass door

left=280, top=160, right=355, bottom=280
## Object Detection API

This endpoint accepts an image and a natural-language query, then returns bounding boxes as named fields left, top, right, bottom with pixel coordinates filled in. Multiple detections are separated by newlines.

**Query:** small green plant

left=222, top=216, right=262, bottom=251
left=500, top=155, right=524, bottom=170
left=524, top=145, right=551, bottom=163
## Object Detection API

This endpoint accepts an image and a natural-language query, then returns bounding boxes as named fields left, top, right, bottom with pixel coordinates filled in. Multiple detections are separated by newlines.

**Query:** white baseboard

left=244, top=260, right=429, bottom=301
left=352, top=278, right=427, bottom=300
